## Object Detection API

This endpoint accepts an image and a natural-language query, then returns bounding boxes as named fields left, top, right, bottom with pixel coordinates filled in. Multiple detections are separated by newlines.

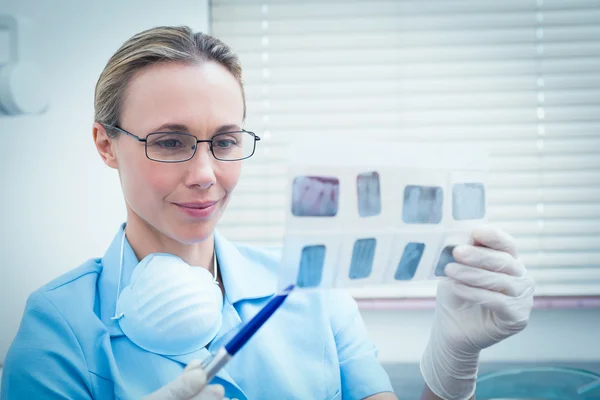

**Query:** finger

left=448, top=280, right=508, bottom=312
left=453, top=245, right=525, bottom=277
left=448, top=280, right=534, bottom=329
left=170, top=367, right=209, bottom=399
left=445, top=262, right=531, bottom=297
left=190, top=385, right=225, bottom=400
left=184, top=359, right=203, bottom=372
left=471, top=225, right=518, bottom=258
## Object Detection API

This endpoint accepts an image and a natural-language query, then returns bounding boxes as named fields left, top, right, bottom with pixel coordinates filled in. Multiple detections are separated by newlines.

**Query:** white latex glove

left=420, top=225, right=535, bottom=400
left=143, top=360, right=225, bottom=400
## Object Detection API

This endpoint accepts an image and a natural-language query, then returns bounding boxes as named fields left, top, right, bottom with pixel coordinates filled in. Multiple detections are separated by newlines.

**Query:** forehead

left=120, top=61, right=244, bottom=133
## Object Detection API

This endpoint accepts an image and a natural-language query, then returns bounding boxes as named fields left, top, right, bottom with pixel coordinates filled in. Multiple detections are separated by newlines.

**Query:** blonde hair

left=94, top=26, right=245, bottom=137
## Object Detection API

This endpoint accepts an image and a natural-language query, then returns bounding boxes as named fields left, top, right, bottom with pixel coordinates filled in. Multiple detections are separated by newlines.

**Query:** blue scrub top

left=1, top=224, right=394, bottom=399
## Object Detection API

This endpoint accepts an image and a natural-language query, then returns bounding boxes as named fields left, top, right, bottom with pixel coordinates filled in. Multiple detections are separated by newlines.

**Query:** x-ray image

left=395, top=242, right=425, bottom=280
left=349, top=238, right=377, bottom=279
left=403, top=185, right=444, bottom=224
left=297, top=245, right=326, bottom=288
left=291, top=176, right=339, bottom=217
left=453, top=183, right=486, bottom=220
left=357, top=172, right=381, bottom=217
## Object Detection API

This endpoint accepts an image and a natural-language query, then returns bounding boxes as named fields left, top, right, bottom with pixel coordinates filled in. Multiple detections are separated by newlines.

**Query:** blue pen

left=200, top=284, right=295, bottom=381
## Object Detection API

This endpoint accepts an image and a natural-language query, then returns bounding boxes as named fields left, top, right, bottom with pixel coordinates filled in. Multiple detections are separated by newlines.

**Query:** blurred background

left=1, top=0, right=599, bottom=397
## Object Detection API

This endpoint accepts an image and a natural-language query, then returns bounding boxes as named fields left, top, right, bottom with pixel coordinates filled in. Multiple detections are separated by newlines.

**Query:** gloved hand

left=420, top=225, right=535, bottom=400
left=143, top=360, right=225, bottom=400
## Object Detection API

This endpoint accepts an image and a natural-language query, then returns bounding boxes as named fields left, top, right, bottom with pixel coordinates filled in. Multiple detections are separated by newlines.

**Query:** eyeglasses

left=103, top=125, right=261, bottom=163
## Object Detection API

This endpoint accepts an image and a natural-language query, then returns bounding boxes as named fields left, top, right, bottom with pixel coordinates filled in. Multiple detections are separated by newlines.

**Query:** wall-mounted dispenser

left=0, top=15, right=48, bottom=116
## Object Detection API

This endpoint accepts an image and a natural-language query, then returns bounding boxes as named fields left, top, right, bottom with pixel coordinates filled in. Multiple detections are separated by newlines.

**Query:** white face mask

left=112, top=233, right=223, bottom=356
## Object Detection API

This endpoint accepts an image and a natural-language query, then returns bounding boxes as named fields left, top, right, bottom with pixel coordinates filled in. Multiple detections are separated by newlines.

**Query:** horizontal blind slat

left=213, top=9, right=600, bottom=33
left=489, top=204, right=600, bottom=220
left=248, top=123, right=600, bottom=141
left=247, top=92, right=600, bottom=113
left=236, top=43, right=600, bottom=68
left=245, top=75, right=600, bottom=98
left=240, top=57, right=600, bottom=82
left=218, top=26, right=600, bottom=52
left=214, top=0, right=598, bottom=9
left=213, top=1, right=548, bottom=21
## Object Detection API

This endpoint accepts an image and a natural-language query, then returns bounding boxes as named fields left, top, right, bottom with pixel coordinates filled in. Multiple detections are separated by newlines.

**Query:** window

left=213, top=0, right=600, bottom=297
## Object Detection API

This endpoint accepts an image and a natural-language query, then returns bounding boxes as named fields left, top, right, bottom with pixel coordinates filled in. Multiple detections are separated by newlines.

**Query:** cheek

left=143, top=167, right=176, bottom=196
left=120, top=155, right=176, bottom=204
left=218, top=163, right=242, bottom=193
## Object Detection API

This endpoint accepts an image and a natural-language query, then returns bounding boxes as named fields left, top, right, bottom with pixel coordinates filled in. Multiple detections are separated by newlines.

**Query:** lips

left=173, top=200, right=220, bottom=219
left=175, top=201, right=218, bottom=209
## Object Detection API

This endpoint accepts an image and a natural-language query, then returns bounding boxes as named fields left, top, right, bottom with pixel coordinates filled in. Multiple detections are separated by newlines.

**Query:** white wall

left=0, top=0, right=209, bottom=364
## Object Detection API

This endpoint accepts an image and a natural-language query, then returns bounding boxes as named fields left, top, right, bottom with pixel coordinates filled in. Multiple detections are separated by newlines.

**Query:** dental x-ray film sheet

left=277, top=140, right=489, bottom=291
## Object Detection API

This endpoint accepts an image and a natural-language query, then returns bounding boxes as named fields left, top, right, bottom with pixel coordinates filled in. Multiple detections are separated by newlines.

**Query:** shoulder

left=13, top=258, right=103, bottom=352
left=2, top=260, right=103, bottom=398
left=15, top=258, right=103, bottom=340
left=32, top=258, right=102, bottom=315
left=32, top=258, right=102, bottom=294
left=37, top=258, right=102, bottom=291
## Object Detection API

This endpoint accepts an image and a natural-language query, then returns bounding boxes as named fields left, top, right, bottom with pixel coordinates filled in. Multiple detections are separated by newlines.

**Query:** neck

left=124, top=212, right=215, bottom=275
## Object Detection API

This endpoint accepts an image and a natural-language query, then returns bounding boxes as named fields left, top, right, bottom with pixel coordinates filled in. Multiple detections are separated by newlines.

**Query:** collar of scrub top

left=97, top=223, right=278, bottom=392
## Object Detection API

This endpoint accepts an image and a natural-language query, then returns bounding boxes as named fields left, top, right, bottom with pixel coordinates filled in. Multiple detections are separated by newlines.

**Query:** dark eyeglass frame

left=102, top=124, right=261, bottom=163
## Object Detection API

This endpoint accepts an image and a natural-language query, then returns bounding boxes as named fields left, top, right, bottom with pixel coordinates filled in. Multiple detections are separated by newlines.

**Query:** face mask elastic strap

left=213, top=247, right=219, bottom=285
left=111, top=229, right=127, bottom=320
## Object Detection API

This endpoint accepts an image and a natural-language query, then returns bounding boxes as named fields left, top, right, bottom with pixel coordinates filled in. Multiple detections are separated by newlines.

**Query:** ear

left=93, top=122, right=118, bottom=169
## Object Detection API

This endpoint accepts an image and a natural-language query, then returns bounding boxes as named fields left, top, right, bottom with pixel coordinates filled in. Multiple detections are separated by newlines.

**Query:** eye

left=147, top=133, right=192, bottom=149
left=214, top=138, right=237, bottom=148
left=155, top=138, right=185, bottom=148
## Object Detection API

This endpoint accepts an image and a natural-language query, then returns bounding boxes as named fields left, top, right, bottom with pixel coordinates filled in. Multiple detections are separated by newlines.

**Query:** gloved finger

left=453, top=245, right=526, bottom=277
left=182, top=360, right=224, bottom=400
left=168, top=367, right=210, bottom=399
left=189, top=385, right=225, bottom=400
left=448, top=279, right=509, bottom=313
left=445, top=262, right=532, bottom=297
left=184, top=359, right=203, bottom=372
left=448, top=280, right=534, bottom=331
left=142, top=360, right=209, bottom=400
left=471, top=225, right=518, bottom=258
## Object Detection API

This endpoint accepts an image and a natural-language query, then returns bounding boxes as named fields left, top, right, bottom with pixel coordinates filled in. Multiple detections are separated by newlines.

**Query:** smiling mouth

left=175, top=201, right=218, bottom=209
left=173, top=200, right=220, bottom=219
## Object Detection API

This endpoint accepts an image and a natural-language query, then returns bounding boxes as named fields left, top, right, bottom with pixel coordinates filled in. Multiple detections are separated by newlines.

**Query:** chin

left=171, top=222, right=216, bottom=245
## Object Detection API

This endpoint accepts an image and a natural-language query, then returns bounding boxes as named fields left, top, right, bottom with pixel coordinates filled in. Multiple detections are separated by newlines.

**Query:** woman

left=1, top=26, right=535, bottom=400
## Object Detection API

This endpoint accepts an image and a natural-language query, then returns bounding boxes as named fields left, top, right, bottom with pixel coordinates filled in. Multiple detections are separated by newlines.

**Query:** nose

left=184, top=142, right=216, bottom=190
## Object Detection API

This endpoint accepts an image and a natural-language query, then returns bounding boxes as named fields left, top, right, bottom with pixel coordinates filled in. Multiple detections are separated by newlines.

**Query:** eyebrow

left=151, top=123, right=242, bottom=135
left=214, top=124, right=242, bottom=133
left=153, top=123, right=190, bottom=132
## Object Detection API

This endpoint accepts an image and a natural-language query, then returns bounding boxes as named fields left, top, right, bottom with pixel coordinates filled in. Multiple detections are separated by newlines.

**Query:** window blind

left=211, top=0, right=600, bottom=297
